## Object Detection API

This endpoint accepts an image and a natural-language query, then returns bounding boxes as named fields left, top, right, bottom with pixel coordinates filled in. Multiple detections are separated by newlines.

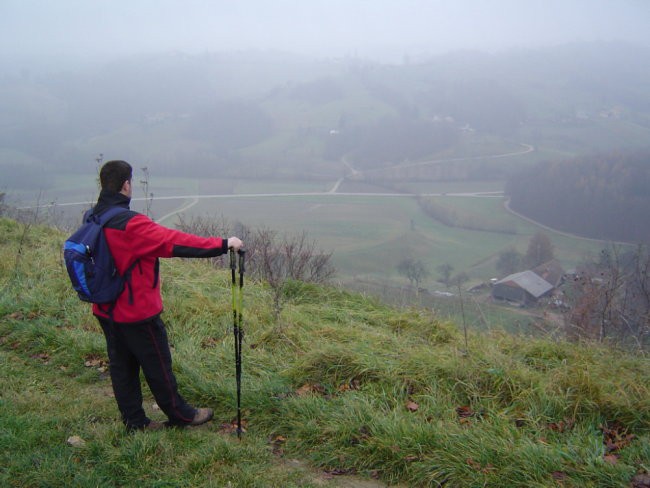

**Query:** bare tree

left=566, top=245, right=650, bottom=348
left=139, top=166, right=154, bottom=218
left=398, top=258, right=429, bottom=295
left=496, top=246, right=522, bottom=276
left=436, top=263, right=453, bottom=288
left=524, top=232, right=554, bottom=268
left=451, top=272, right=470, bottom=352
left=176, top=214, right=252, bottom=268
left=95, top=153, right=103, bottom=191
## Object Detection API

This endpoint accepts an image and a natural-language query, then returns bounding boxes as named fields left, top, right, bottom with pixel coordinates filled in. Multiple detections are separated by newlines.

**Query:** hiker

left=89, top=160, right=243, bottom=431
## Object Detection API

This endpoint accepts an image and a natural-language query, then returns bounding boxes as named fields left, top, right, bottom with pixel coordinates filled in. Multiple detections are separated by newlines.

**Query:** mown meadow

left=1, top=217, right=648, bottom=487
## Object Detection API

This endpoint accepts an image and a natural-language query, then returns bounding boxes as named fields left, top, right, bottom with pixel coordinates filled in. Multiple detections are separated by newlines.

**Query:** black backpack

left=63, top=206, right=129, bottom=304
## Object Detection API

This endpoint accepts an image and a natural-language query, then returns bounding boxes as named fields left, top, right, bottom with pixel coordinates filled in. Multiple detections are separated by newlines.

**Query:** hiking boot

left=189, top=408, right=214, bottom=426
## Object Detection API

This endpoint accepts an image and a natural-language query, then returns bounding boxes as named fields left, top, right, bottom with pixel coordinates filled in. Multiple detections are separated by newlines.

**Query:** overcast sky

left=2, top=0, right=649, bottom=68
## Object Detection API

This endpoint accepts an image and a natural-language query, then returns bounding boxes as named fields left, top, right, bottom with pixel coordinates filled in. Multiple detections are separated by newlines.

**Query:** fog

left=2, top=1, right=650, bottom=235
left=2, top=0, right=649, bottom=68
left=2, top=0, right=650, bottom=294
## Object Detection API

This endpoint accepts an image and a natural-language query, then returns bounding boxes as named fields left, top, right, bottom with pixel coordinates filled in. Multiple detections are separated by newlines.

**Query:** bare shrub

left=565, top=245, right=650, bottom=349
left=176, top=213, right=254, bottom=269
left=176, top=215, right=335, bottom=319
left=250, top=227, right=335, bottom=319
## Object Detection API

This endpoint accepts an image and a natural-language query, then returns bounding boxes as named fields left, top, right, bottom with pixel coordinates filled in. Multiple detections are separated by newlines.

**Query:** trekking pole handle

left=238, top=249, right=246, bottom=274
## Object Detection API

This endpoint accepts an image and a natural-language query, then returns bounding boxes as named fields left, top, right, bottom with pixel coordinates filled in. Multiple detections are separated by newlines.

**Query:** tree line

left=506, top=149, right=650, bottom=243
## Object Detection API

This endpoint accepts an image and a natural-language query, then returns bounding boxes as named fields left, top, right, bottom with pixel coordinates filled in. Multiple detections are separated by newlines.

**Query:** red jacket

left=91, top=190, right=228, bottom=324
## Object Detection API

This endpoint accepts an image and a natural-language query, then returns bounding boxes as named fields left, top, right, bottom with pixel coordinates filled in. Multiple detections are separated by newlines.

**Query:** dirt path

left=282, top=458, right=405, bottom=487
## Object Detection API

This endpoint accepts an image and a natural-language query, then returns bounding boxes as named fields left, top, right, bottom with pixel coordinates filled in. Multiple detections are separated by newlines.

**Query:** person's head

left=100, top=160, right=133, bottom=197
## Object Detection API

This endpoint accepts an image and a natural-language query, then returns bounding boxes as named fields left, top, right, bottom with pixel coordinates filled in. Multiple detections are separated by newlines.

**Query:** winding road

left=21, top=143, right=538, bottom=225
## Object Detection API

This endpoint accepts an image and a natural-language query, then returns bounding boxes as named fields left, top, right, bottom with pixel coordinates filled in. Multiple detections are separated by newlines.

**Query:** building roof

left=495, top=270, right=554, bottom=298
left=532, top=259, right=565, bottom=287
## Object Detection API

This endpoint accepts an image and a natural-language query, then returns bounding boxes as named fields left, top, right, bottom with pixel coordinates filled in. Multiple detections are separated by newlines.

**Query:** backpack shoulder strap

left=94, top=206, right=129, bottom=227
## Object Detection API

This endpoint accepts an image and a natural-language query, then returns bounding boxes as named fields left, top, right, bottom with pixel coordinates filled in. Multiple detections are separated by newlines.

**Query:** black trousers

left=97, top=315, right=196, bottom=429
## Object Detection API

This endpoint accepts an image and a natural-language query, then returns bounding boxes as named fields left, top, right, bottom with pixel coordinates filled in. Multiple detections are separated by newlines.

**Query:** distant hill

left=2, top=42, right=650, bottom=187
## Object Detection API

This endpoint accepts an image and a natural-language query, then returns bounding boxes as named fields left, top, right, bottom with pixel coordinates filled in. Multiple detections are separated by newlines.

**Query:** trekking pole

left=229, top=248, right=245, bottom=439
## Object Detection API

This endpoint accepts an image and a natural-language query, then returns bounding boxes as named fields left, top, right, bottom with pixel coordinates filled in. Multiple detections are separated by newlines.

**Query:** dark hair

left=100, top=160, right=133, bottom=193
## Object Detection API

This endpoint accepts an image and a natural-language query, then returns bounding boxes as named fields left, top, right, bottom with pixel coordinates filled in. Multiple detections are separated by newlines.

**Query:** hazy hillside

left=2, top=42, right=650, bottom=188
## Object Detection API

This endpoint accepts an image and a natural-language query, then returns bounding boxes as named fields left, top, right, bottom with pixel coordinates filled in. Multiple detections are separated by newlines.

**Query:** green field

left=16, top=171, right=610, bottom=294
left=163, top=189, right=608, bottom=287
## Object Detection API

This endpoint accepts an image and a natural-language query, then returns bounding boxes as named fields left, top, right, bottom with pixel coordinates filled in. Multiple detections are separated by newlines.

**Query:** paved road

left=20, top=143, right=532, bottom=223
left=29, top=189, right=504, bottom=208
left=359, top=143, right=535, bottom=175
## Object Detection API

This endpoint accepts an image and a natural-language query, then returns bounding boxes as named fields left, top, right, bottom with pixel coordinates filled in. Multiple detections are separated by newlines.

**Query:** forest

left=506, top=149, right=650, bottom=243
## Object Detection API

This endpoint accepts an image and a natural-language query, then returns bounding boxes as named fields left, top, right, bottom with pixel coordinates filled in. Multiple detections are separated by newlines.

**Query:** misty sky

left=2, top=0, right=650, bottom=67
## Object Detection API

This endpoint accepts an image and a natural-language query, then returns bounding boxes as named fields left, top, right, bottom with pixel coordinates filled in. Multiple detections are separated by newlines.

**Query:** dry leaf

left=456, top=406, right=474, bottom=418
left=67, top=435, right=86, bottom=448
left=631, top=473, right=650, bottom=488
left=295, top=384, right=314, bottom=396
left=295, top=383, right=326, bottom=396
left=603, top=454, right=619, bottom=465
left=270, top=435, right=286, bottom=456
left=31, top=353, right=50, bottom=363
left=600, top=422, right=635, bottom=452
left=201, top=337, right=220, bottom=348
left=323, top=468, right=355, bottom=477
left=84, top=354, right=107, bottom=369
left=467, top=458, right=494, bottom=474
left=406, top=401, right=419, bottom=412
left=219, top=419, right=248, bottom=435
left=551, top=471, right=567, bottom=481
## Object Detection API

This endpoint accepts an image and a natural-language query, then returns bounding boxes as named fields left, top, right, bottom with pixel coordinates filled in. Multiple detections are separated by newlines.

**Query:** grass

left=13, top=155, right=613, bottom=286
left=1, top=217, right=649, bottom=487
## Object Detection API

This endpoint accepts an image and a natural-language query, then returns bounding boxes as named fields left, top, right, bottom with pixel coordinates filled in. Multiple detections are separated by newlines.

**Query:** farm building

left=492, top=270, right=554, bottom=306
left=531, top=259, right=565, bottom=287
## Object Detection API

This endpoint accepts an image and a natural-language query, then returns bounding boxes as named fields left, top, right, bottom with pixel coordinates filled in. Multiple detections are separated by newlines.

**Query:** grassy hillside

left=1, top=217, right=649, bottom=487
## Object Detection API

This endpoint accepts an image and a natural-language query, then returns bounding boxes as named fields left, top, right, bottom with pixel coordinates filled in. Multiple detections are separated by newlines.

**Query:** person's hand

left=227, top=237, right=244, bottom=251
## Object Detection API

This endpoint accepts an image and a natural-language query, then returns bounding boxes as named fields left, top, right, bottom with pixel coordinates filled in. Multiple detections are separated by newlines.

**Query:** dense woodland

left=506, top=149, right=650, bottom=243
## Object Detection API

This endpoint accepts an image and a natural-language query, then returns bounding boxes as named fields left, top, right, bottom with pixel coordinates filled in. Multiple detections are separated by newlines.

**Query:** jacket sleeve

left=124, top=214, right=228, bottom=259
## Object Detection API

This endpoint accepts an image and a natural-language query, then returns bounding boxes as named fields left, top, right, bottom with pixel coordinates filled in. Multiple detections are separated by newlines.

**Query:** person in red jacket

left=92, top=160, right=243, bottom=431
